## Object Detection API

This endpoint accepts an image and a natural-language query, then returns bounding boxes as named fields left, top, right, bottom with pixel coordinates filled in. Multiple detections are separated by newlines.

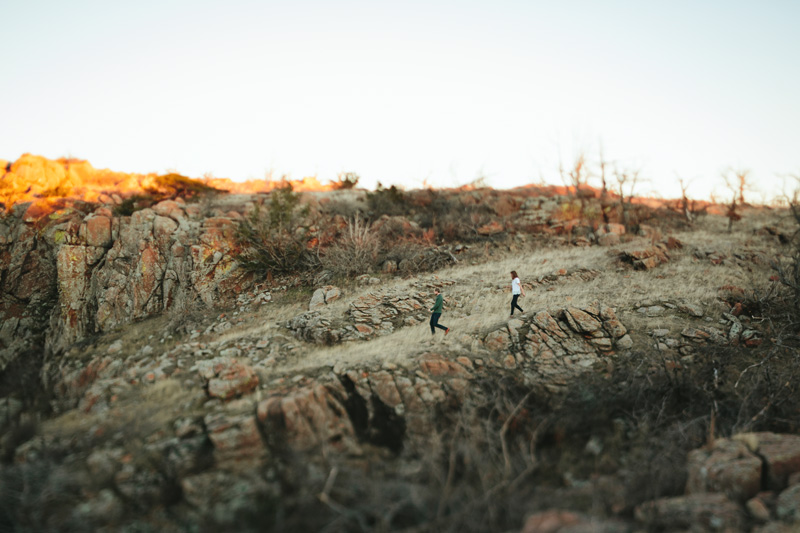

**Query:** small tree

left=721, top=168, right=750, bottom=232
left=598, top=144, right=613, bottom=224
left=235, top=183, right=318, bottom=278
left=268, top=181, right=302, bottom=231
left=558, top=152, right=591, bottom=219
left=332, top=172, right=360, bottom=190
left=613, top=165, right=641, bottom=230
left=675, top=175, right=703, bottom=225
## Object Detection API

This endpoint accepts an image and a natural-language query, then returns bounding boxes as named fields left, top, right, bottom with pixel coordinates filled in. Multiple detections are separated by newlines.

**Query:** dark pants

left=430, top=312, right=447, bottom=334
left=511, top=294, right=524, bottom=315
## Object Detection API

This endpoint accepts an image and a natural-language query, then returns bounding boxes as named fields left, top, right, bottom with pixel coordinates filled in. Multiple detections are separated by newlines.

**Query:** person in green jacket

left=429, top=287, right=450, bottom=335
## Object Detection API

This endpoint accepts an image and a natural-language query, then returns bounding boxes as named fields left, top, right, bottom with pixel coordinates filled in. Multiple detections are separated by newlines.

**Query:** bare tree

left=558, top=151, right=591, bottom=220
left=675, top=175, right=699, bottom=225
left=721, top=168, right=750, bottom=232
left=598, top=144, right=613, bottom=224
left=613, top=165, right=641, bottom=230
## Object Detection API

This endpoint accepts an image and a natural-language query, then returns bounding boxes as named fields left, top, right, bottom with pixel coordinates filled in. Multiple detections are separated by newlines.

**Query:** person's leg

left=514, top=295, right=524, bottom=314
left=430, top=313, right=440, bottom=334
left=434, top=321, right=448, bottom=332
left=510, top=295, right=519, bottom=315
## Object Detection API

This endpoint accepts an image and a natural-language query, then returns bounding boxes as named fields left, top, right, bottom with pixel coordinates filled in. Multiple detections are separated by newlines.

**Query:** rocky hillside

left=1, top=155, right=799, bottom=532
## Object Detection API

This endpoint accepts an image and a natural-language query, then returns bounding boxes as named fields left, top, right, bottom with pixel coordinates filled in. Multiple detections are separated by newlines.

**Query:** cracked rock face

left=1, top=197, right=252, bottom=366
left=480, top=302, right=631, bottom=389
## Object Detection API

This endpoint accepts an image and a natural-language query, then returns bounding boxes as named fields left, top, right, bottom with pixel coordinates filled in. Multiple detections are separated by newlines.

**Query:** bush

left=773, top=182, right=800, bottom=322
left=235, top=185, right=319, bottom=279
left=113, top=194, right=155, bottom=216
left=321, top=216, right=379, bottom=278
left=366, top=184, right=410, bottom=217
left=413, top=190, right=495, bottom=242
left=381, top=240, right=456, bottom=273
left=146, top=173, right=218, bottom=200
left=267, top=182, right=305, bottom=230
left=332, top=172, right=360, bottom=190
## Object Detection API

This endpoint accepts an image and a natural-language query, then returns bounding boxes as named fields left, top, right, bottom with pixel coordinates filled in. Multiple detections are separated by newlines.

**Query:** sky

left=2, top=0, right=799, bottom=201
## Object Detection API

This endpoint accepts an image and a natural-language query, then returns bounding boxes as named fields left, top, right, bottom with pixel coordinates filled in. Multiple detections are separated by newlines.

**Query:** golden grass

left=68, top=211, right=786, bottom=385
left=259, top=213, right=783, bottom=374
left=42, top=378, right=198, bottom=444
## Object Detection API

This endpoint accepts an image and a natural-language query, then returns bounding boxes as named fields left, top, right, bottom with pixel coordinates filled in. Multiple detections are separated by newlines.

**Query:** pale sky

left=2, top=0, right=798, bottom=201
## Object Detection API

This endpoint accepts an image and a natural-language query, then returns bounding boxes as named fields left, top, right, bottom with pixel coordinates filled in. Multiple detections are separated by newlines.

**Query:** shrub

left=366, top=184, right=410, bottom=218
left=235, top=187, right=319, bottom=279
left=321, top=215, right=379, bottom=278
left=381, top=240, right=456, bottom=273
left=113, top=194, right=155, bottom=216
left=267, top=181, right=305, bottom=230
left=332, top=172, right=360, bottom=190
left=146, top=173, right=218, bottom=200
left=772, top=181, right=800, bottom=321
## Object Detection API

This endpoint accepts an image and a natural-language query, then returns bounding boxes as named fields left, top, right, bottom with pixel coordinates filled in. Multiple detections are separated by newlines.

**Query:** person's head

left=434, top=288, right=440, bottom=295
left=511, top=270, right=518, bottom=279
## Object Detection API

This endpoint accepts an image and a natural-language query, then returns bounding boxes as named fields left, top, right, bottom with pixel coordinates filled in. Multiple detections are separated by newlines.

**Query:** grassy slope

left=24, top=205, right=796, bottom=531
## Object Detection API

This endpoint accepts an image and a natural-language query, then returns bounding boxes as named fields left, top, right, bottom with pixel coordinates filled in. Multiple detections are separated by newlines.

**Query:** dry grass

left=41, top=378, right=197, bottom=444
left=252, top=213, right=782, bottom=375
left=73, top=211, right=784, bottom=386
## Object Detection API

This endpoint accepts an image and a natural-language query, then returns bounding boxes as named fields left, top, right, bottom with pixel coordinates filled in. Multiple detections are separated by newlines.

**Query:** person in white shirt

left=510, top=270, right=525, bottom=317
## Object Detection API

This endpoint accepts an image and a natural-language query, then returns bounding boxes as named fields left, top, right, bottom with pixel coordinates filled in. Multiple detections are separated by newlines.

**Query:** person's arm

left=521, top=281, right=526, bottom=297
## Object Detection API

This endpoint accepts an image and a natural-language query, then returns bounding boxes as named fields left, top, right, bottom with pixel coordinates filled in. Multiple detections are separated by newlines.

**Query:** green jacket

left=431, top=294, right=444, bottom=313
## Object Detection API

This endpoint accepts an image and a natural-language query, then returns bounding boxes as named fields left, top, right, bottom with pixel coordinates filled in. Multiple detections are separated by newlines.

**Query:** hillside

left=1, top=155, right=799, bottom=532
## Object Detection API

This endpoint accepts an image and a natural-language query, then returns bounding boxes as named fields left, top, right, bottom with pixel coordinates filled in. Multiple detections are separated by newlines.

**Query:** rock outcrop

left=480, top=302, right=632, bottom=390
left=0, top=194, right=253, bottom=369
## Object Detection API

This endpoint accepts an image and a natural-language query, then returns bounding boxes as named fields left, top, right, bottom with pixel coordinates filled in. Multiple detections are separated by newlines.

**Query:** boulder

left=634, top=493, right=744, bottom=531
left=309, top=285, right=341, bottom=310
left=776, top=484, right=800, bottom=522
left=686, top=438, right=763, bottom=501
left=597, top=232, right=620, bottom=246
left=477, top=220, right=504, bottom=236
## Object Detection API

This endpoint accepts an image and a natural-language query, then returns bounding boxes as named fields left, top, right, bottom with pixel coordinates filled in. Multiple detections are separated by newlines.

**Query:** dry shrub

left=381, top=240, right=456, bottom=273
left=772, top=182, right=800, bottom=322
left=146, top=173, right=218, bottom=200
left=321, top=216, right=379, bottom=278
left=235, top=200, right=320, bottom=278
left=259, top=375, right=548, bottom=533
left=366, top=184, right=410, bottom=217
left=332, top=172, right=360, bottom=190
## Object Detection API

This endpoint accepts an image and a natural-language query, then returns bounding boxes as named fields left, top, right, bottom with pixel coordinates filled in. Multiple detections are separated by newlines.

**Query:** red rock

left=521, top=510, right=583, bottom=533
left=256, top=383, right=360, bottom=454
left=564, top=307, right=602, bottom=333
left=153, top=215, right=178, bottom=242
left=751, top=432, right=800, bottom=489
left=207, top=360, right=259, bottom=399
left=490, top=196, right=519, bottom=217
left=83, top=215, right=112, bottom=247
left=204, top=413, right=265, bottom=467
left=666, top=236, right=683, bottom=250
left=484, top=329, right=511, bottom=351
left=477, top=220, right=504, bottom=235
left=635, top=493, right=744, bottom=531
left=419, top=353, right=470, bottom=377
left=597, top=233, right=620, bottom=246
left=686, top=438, right=762, bottom=501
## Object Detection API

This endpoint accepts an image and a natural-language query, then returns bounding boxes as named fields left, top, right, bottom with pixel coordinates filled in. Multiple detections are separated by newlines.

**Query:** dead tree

left=676, top=175, right=695, bottom=225
left=558, top=152, right=591, bottom=219
left=721, top=168, right=750, bottom=232
left=613, top=165, right=641, bottom=231
left=598, top=144, right=613, bottom=224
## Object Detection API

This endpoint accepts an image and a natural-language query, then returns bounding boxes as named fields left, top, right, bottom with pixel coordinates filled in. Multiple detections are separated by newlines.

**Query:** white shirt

left=512, top=277, right=521, bottom=295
